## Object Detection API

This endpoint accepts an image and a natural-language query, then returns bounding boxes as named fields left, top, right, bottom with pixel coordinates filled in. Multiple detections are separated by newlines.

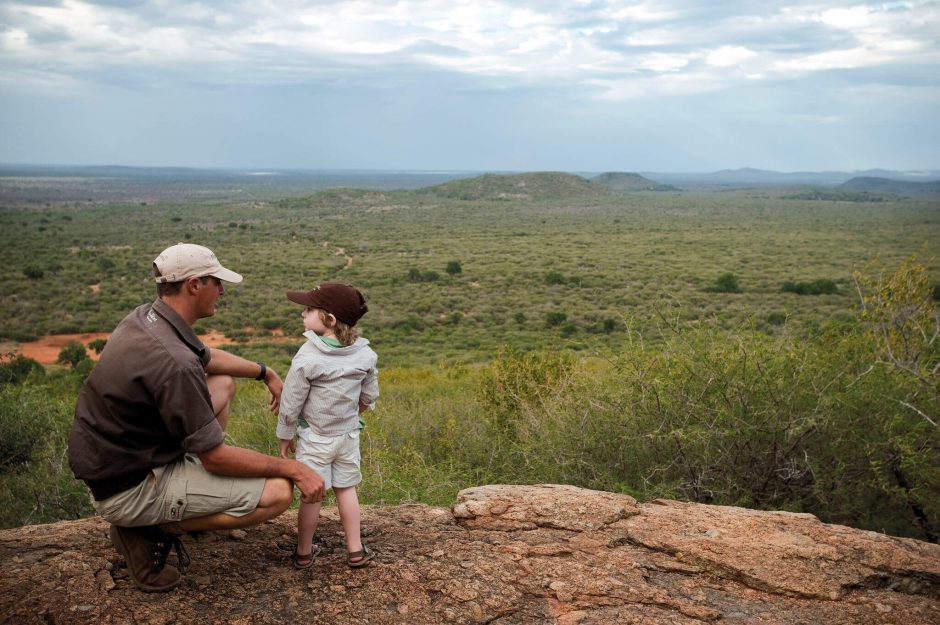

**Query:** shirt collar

left=151, top=298, right=208, bottom=360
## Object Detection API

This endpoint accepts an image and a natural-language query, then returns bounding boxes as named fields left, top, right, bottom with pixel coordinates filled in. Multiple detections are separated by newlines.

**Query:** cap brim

left=286, top=290, right=317, bottom=306
left=211, top=267, right=243, bottom=283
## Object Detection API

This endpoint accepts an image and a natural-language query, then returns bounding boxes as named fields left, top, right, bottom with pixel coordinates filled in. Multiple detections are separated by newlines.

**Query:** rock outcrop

left=2, top=484, right=938, bottom=624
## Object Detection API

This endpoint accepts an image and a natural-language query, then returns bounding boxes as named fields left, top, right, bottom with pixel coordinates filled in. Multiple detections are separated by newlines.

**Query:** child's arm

left=279, top=437, right=296, bottom=459
left=276, top=362, right=311, bottom=442
left=359, top=365, right=379, bottom=411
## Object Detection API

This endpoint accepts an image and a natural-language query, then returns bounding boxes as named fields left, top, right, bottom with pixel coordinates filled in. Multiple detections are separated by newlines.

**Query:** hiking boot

left=109, top=524, right=183, bottom=592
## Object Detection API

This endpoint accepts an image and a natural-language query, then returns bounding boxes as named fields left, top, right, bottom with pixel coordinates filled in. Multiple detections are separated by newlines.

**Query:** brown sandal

left=290, top=545, right=321, bottom=569
left=347, top=545, right=374, bottom=568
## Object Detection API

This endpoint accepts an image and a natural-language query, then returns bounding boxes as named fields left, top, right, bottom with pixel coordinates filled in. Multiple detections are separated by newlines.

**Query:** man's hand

left=279, top=438, right=295, bottom=459
left=293, top=462, right=325, bottom=503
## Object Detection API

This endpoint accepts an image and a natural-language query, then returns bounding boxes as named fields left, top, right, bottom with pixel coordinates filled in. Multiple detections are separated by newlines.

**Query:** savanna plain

left=1, top=170, right=938, bottom=543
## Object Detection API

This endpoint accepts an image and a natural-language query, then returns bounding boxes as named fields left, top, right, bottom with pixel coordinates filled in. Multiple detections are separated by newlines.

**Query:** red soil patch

left=5, top=330, right=237, bottom=365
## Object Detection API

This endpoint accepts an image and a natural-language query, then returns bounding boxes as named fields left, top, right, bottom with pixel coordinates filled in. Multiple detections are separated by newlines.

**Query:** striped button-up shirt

left=277, top=331, right=379, bottom=439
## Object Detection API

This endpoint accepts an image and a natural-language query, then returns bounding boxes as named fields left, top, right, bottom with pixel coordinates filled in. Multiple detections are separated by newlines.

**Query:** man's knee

left=258, top=477, right=294, bottom=515
left=206, top=374, right=236, bottom=416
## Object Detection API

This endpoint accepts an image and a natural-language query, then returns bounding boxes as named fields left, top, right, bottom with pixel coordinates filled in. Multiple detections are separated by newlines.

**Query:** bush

left=259, top=318, right=281, bottom=330
left=545, top=271, right=566, bottom=285
left=766, top=311, right=787, bottom=326
left=713, top=272, right=740, bottom=293
left=0, top=388, right=46, bottom=469
left=477, top=347, right=574, bottom=438
left=781, top=279, right=838, bottom=295
left=446, top=261, right=462, bottom=275
left=0, top=354, right=44, bottom=385
left=88, top=338, right=108, bottom=354
left=23, top=266, right=44, bottom=280
left=545, top=311, right=567, bottom=327
left=407, top=268, right=440, bottom=283
left=56, top=340, right=88, bottom=368
left=0, top=381, right=95, bottom=528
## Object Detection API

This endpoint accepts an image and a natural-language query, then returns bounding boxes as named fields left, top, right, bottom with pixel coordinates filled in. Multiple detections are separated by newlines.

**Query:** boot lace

left=152, top=530, right=191, bottom=573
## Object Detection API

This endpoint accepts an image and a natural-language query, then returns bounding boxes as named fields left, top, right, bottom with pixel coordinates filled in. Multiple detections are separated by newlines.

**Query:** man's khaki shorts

left=93, top=453, right=265, bottom=527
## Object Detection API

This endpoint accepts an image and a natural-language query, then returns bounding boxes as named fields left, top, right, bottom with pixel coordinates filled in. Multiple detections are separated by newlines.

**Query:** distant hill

left=412, top=172, right=617, bottom=201
left=642, top=168, right=940, bottom=189
left=839, top=176, right=940, bottom=198
left=591, top=172, right=678, bottom=192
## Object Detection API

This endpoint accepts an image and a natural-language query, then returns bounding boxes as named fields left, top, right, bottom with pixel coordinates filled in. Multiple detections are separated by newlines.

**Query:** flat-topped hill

left=412, top=172, right=620, bottom=202
left=2, top=485, right=938, bottom=624
left=591, top=171, right=678, bottom=191
left=840, top=176, right=940, bottom=197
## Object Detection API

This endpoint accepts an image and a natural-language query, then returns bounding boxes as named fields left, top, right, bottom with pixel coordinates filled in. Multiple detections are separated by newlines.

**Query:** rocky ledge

left=2, top=484, right=938, bottom=625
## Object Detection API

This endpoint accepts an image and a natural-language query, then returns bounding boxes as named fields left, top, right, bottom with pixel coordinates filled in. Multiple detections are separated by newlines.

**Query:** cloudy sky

left=1, top=1, right=938, bottom=172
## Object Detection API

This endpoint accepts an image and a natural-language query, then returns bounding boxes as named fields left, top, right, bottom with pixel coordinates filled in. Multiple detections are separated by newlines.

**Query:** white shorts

left=296, top=428, right=361, bottom=491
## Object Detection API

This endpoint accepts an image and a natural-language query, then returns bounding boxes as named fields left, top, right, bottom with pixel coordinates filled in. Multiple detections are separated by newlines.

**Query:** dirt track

left=3, top=330, right=235, bottom=365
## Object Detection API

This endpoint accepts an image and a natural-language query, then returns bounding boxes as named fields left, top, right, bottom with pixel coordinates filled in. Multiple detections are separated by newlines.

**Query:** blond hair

left=316, top=309, right=360, bottom=347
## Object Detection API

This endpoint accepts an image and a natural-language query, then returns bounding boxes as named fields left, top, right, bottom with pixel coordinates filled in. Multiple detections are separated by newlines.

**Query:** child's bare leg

left=334, top=486, right=362, bottom=556
left=296, top=501, right=321, bottom=556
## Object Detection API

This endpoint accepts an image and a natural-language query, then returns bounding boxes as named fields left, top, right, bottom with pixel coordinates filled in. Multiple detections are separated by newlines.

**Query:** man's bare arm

left=206, top=347, right=283, bottom=412
left=199, top=443, right=324, bottom=502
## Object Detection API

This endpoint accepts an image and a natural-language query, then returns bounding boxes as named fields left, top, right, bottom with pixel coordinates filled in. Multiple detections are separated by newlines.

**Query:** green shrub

left=407, top=268, right=440, bottom=283
left=781, top=279, right=839, bottom=295
left=56, top=341, right=88, bottom=368
left=88, top=338, right=108, bottom=354
left=0, top=380, right=95, bottom=528
left=446, top=261, right=462, bottom=275
left=260, top=318, right=281, bottom=330
left=74, top=359, right=95, bottom=380
left=545, top=311, right=567, bottom=327
left=713, top=272, right=740, bottom=293
left=545, top=271, right=566, bottom=285
left=0, top=354, right=44, bottom=385
left=477, top=348, right=574, bottom=438
left=766, top=311, right=787, bottom=326
left=23, top=266, right=44, bottom=280
left=0, top=388, right=46, bottom=469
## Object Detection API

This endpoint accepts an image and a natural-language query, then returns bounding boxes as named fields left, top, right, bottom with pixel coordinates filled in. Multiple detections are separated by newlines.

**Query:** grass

left=1, top=172, right=938, bottom=539
left=2, top=178, right=938, bottom=367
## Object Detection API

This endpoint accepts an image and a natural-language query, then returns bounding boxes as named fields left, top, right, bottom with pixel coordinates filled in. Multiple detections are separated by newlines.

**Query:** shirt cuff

left=276, top=422, right=297, bottom=440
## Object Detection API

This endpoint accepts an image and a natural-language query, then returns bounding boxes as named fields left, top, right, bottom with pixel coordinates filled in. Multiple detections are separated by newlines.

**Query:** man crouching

left=67, top=243, right=324, bottom=592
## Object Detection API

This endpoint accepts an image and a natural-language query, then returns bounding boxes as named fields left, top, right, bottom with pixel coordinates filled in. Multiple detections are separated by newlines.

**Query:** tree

left=88, top=338, right=108, bottom=354
left=855, top=255, right=939, bottom=425
left=56, top=340, right=88, bottom=369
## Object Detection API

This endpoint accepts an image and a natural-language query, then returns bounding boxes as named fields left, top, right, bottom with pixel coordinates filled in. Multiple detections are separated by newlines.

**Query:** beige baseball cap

left=153, top=243, right=243, bottom=284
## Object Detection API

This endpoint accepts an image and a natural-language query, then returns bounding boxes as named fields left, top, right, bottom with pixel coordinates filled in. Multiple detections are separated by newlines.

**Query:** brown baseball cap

left=153, top=243, right=243, bottom=284
left=286, top=282, right=369, bottom=327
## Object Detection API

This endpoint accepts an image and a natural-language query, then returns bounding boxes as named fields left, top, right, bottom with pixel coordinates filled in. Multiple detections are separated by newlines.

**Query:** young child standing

left=277, top=282, right=378, bottom=569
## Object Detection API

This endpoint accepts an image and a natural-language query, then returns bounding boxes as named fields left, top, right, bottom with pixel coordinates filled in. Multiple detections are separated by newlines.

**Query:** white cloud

left=0, top=0, right=937, bottom=100
left=706, top=46, right=758, bottom=67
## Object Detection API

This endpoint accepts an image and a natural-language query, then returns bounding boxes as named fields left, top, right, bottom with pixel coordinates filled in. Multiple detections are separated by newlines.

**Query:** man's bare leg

left=206, top=374, right=235, bottom=431
left=177, top=477, right=293, bottom=533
